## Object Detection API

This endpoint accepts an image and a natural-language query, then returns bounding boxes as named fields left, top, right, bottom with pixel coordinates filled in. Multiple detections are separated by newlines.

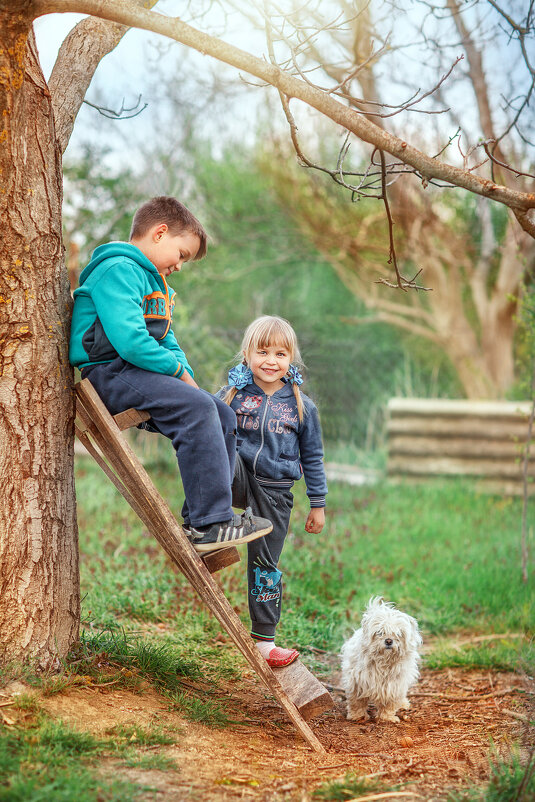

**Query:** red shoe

left=265, top=646, right=299, bottom=667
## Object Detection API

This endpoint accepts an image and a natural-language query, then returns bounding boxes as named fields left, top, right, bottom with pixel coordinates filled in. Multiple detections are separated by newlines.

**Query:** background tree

left=254, top=0, right=535, bottom=398
left=64, top=133, right=458, bottom=445
left=1, top=0, right=533, bottom=665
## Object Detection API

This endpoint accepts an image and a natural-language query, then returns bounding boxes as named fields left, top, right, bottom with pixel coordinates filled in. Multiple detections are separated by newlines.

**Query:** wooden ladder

left=74, top=378, right=334, bottom=752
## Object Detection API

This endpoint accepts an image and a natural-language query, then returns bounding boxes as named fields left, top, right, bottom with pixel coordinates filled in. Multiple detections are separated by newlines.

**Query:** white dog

left=340, top=596, right=422, bottom=723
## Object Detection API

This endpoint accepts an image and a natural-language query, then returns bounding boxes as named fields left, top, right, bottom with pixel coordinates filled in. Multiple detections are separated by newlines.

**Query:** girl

left=219, top=316, right=327, bottom=667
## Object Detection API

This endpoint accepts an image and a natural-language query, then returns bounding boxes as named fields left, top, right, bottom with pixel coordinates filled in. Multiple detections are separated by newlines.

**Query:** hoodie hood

left=69, top=239, right=193, bottom=379
left=78, top=242, right=161, bottom=286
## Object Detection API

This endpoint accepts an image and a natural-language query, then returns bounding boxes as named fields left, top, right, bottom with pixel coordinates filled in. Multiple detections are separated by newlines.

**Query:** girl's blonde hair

left=224, top=315, right=305, bottom=422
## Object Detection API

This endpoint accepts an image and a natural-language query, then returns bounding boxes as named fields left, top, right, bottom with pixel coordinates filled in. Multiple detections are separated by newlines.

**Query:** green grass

left=424, top=638, right=535, bottom=672
left=312, top=772, right=396, bottom=799
left=323, top=441, right=387, bottom=471
left=75, top=455, right=534, bottom=671
left=446, top=748, right=535, bottom=801
left=280, top=479, right=534, bottom=664
left=2, top=454, right=532, bottom=799
left=163, top=689, right=232, bottom=728
left=105, top=723, right=175, bottom=747
left=0, top=715, right=155, bottom=801
left=79, top=627, right=203, bottom=685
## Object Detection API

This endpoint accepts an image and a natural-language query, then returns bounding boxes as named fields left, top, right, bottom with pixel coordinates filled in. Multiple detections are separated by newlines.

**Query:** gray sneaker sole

left=191, top=522, right=273, bottom=553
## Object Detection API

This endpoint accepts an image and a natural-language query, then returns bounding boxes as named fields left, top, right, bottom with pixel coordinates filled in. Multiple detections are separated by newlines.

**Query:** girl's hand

left=305, top=508, right=325, bottom=534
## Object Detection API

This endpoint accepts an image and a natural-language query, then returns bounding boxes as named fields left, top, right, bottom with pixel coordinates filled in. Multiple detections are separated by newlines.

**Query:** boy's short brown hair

left=130, top=196, right=207, bottom=260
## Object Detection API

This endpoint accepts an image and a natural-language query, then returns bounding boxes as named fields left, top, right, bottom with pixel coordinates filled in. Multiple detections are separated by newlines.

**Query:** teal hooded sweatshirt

left=69, top=242, right=193, bottom=378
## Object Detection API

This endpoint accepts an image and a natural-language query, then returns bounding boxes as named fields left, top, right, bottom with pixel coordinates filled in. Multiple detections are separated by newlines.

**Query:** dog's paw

left=377, top=711, right=400, bottom=723
left=346, top=705, right=369, bottom=721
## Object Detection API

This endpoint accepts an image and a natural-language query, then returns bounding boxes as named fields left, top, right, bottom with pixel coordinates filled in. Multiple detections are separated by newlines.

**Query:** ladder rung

left=113, top=407, right=151, bottom=430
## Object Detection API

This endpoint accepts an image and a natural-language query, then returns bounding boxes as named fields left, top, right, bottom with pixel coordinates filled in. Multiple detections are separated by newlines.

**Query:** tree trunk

left=0, top=10, right=79, bottom=666
left=442, top=330, right=504, bottom=399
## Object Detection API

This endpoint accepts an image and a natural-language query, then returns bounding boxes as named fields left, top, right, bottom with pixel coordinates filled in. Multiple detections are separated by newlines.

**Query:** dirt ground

left=4, top=649, right=532, bottom=802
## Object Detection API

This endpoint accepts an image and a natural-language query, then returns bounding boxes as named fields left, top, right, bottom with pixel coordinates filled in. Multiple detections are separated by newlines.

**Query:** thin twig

left=432, top=127, right=461, bottom=158
left=344, top=792, right=423, bottom=802
left=371, top=150, right=432, bottom=291
left=83, top=94, right=147, bottom=120
left=377, top=149, right=402, bottom=288
left=457, top=633, right=527, bottom=643
left=483, top=142, right=535, bottom=180
left=338, top=55, right=462, bottom=119
left=375, top=272, right=432, bottom=291
left=410, top=687, right=524, bottom=702
left=502, top=708, right=533, bottom=724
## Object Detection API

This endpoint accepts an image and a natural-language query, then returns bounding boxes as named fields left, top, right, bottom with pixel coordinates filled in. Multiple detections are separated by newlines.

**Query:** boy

left=69, top=196, right=272, bottom=552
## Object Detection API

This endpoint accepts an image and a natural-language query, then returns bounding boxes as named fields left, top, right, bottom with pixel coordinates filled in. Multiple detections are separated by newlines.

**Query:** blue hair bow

left=284, top=364, right=303, bottom=386
left=228, top=363, right=253, bottom=389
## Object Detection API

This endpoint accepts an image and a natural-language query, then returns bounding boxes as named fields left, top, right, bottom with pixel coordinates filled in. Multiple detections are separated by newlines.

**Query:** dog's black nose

left=384, top=638, right=393, bottom=647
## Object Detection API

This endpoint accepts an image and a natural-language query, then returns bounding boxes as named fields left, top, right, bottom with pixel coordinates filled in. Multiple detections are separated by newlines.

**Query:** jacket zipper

left=252, top=396, right=270, bottom=477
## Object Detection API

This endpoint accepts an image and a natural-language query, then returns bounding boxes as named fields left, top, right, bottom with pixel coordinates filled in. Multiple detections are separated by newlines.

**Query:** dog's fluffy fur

left=340, top=596, right=422, bottom=723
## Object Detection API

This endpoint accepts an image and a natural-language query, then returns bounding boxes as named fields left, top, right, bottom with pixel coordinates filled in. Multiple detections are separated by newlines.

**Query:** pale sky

left=33, top=3, right=530, bottom=174
left=33, top=9, right=269, bottom=162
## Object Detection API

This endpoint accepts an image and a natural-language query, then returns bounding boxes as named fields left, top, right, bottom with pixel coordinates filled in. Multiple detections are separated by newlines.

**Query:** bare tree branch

left=514, top=208, right=535, bottom=239
left=483, top=141, right=535, bottom=180
left=48, top=0, right=158, bottom=154
left=463, top=0, right=535, bottom=159
left=253, top=0, right=534, bottom=396
left=486, top=0, right=532, bottom=35
left=373, top=148, right=430, bottom=291
left=48, top=16, right=129, bottom=154
left=33, top=0, right=535, bottom=234
left=83, top=94, right=147, bottom=119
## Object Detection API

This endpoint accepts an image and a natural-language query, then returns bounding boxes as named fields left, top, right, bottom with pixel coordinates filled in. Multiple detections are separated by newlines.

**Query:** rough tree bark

left=0, top=4, right=134, bottom=666
left=0, top=8, right=79, bottom=665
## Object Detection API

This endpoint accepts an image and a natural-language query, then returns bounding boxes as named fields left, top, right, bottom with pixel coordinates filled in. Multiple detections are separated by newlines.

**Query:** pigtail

left=223, top=386, right=239, bottom=406
left=293, top=384, right=305, bottom=423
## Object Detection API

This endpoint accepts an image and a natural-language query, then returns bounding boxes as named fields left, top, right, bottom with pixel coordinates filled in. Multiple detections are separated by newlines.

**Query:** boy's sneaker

left=187, top=507, right=272, bottom=553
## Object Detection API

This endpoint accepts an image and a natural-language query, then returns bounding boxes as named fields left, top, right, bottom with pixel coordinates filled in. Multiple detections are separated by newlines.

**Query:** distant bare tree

left=254, top=0, right=535, bottom=398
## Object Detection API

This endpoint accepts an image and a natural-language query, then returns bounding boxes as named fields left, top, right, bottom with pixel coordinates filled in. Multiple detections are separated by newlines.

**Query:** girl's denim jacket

left=218, top=382, right=327, bottom=508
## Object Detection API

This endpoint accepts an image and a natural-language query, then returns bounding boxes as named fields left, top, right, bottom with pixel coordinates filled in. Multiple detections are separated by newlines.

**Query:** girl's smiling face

left=247, top=342, right=292, bottom=394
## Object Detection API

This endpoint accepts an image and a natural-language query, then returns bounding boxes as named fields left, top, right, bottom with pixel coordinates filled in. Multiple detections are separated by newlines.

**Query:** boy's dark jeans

left=231, top=455, right=293, bottom=640
left=82, top=358, right=236, bottom=527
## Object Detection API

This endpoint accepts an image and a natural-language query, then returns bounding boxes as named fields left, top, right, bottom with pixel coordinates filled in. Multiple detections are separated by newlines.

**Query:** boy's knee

left=194, top=392, right=219, bottom=418
left=214, top=396, right=237, bottom=429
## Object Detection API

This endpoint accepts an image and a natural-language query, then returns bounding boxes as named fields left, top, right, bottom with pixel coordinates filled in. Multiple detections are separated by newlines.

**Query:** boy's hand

left=305, top=508, right=325, bottom=534
left=180, top=371, right=199, bottom=388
